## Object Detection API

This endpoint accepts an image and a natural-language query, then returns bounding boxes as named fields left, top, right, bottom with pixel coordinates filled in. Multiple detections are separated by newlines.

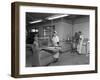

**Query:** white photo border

left=20, top=6, right=95, bottom=74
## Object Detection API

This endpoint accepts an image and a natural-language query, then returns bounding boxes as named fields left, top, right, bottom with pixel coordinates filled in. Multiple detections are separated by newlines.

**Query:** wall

left=36, top=18, right=72, bottom=40
left=73, top=16, right=89, bottom=39
left=0, top=0, right=100, bottom=80
left=30, top=16, right=89, bottom=41
left=55, top=18, right=72, bottom=40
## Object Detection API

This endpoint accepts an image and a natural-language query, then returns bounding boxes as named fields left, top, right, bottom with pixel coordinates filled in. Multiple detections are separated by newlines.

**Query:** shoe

left=45, top=62, right=51, bottom=66
left=53, top=58, right=59, bottom=63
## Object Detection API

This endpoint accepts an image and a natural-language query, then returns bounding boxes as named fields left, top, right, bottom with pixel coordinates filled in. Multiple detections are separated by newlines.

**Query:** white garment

left=53, top=52, right=60, bottom=58
left=77, top=35, right=84, bottom=54
left=52, top=35, right=60, bottom=58
left=52, top=36, right=59, bottom=46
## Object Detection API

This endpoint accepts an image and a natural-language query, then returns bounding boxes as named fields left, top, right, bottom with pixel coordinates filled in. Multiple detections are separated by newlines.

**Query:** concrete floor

left=49, top=52, right=89, bottom=66
left=26, top=51, right=89, bottom=67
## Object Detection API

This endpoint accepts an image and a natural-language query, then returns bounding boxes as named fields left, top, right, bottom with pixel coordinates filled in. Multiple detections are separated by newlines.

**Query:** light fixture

left=31, top=29, right=36, bottom=32
left=31, top=29, right=39, bottom=32
left=35, top=29, right=38, bottom=32
left=47, top=14, right=68, bottom=20
left=29, top=19, right=42, bottom=24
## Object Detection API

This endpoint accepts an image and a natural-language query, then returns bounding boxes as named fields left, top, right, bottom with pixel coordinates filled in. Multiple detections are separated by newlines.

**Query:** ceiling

left=26, top=12, right=55, bottom=24
left=26, top=12, right=88, bottom=25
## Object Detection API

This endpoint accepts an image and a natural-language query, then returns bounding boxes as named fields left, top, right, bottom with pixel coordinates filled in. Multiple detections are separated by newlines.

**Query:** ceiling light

left=31, top=29, right=36, bottom=32
left=29, top=20, right=42, bottom=24
left=47, top=14, right=68, bottom=20
left=31, top=29, right=39, bottom=32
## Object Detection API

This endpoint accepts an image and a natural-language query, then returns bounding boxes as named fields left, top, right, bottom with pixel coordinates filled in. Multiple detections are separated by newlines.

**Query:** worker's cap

left=54, top=31, right=57, bottom=34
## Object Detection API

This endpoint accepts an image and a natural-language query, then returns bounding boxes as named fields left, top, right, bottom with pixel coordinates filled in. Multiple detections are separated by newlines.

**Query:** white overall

left=52, top=35, right=60, bottom=58
left=77, top=35, right=84, bottom=54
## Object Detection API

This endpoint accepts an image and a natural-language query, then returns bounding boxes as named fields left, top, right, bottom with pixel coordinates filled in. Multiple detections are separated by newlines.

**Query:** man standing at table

left=42, top=31, right=61, bottom=63
left=51, top=31, right=60, bottom=62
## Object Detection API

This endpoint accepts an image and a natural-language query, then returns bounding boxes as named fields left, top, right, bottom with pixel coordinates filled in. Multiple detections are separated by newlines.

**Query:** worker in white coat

left=41, top=31, right=61, bottom=63
left=51, top=31, right=60, bottom=62
left=77, top=31, right=84, bottom=54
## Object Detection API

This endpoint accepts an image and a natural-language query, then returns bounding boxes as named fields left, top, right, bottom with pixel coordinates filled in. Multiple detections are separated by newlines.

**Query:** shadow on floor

left=49, top=52, right=89, bottom=66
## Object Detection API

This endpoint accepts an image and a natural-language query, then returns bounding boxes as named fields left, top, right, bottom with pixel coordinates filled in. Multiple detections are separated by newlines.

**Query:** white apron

left=77, top=35, right=84, bottom=54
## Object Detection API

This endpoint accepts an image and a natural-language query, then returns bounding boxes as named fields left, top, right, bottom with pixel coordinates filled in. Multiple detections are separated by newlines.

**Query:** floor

left=49, top=52, right=89, bottom=66
left=26, top=51, right=89, bottom=67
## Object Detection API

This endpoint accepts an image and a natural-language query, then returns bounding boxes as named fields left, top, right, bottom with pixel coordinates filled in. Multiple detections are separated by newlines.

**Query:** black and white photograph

left=11, top=2, right=97, bottom=78
left=26, top=13, right=90, bottom=67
